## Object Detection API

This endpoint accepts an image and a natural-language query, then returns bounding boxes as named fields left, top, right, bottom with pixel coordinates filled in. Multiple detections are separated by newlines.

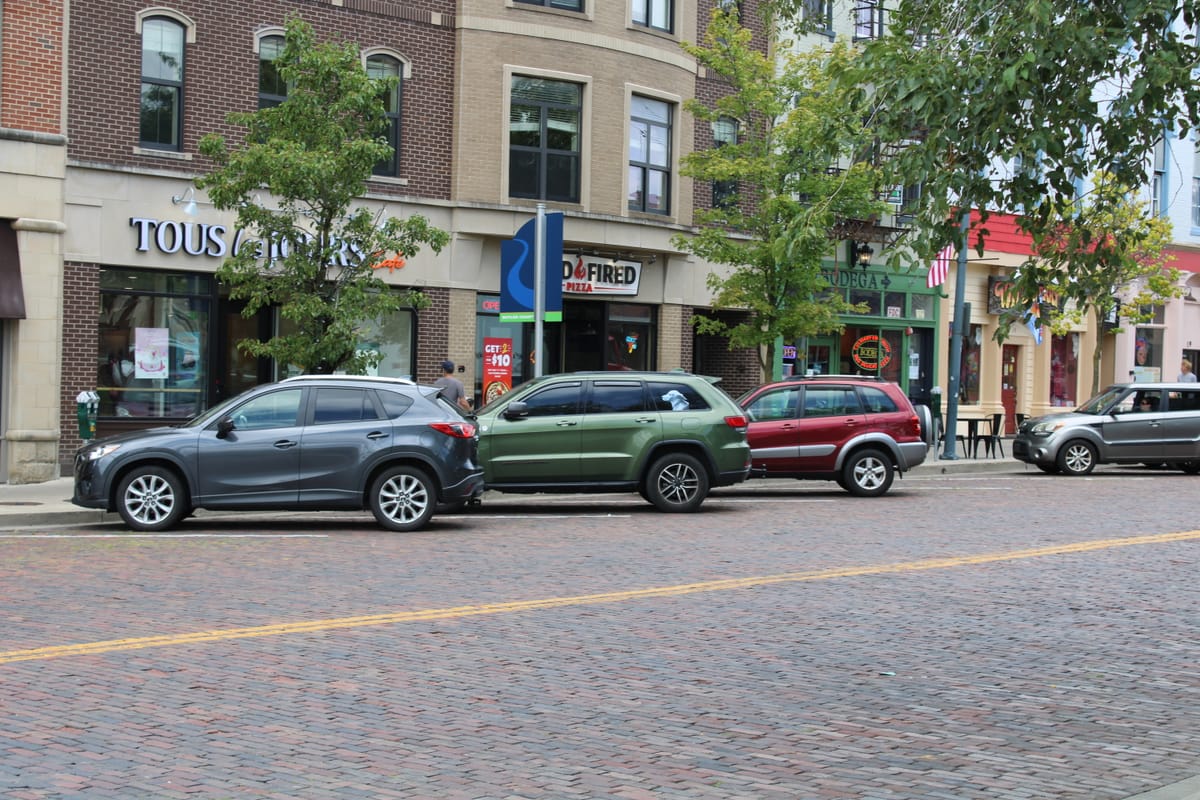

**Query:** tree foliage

left=675, top=9, right=885, bottom=379
left=1003, top=173, right=1180, bottom=395
left=836, top=0, right=1200, bottom=278
left=196, top=15, right=448, bottom=375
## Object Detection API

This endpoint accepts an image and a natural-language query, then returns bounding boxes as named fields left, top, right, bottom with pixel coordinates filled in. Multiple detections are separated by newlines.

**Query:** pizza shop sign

left=851, top=334, right=892, bottom=371
left=562, top=254, right=641, bottom=296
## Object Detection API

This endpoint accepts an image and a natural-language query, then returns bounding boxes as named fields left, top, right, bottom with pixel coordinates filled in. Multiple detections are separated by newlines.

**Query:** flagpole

left=941, top=210, right=971, bottom=460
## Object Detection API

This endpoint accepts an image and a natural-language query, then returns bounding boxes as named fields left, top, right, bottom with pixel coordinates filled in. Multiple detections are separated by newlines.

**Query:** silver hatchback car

left=1012, top=382, right=1200, bottom=475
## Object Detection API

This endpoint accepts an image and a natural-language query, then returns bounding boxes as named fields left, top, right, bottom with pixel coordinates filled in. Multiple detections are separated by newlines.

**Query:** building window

left=1049, top=334, right=1078, bottom=407
left=367, top=55, right=403, bottom=177
left=509, top=76, right=582, bottom=203
left=1192, top=138, right=1200, bottom=227
left=258, top=35, right=287, bottom=109
left=802, top=0, right=833, bottom=34
left=712, top=116, right=738, bottom=209
left=716, top=0, right=742, bottom=20
left=854, top=1, right=883, bottom=40
left=1152, top=136, right=1165, bottom=217
left=515, top=0, right=584, bottom=9
left=628, top=96, right=671, bottom=215
left=633, top=0, right=674, bottom=33
left=140, top=16, right=185, bottom=149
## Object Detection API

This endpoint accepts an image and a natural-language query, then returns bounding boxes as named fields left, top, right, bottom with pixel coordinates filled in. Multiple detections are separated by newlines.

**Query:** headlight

left=84, top=443, right=122, bottom=461
left=1031, top=421, right=1063, bottom=435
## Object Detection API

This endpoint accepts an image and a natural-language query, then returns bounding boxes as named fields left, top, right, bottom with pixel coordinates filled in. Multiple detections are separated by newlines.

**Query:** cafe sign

left=851, top=334, right=892, bottom=371
left=562, top=254, right=641, bottom=296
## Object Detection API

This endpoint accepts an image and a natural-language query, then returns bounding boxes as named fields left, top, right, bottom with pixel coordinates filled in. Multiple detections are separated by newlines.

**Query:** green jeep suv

left=473, top=371, right=752, bottom=512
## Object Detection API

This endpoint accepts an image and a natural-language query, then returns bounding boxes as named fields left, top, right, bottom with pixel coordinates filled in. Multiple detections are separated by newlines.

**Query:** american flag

left=927, top=244, right=954, bottom=289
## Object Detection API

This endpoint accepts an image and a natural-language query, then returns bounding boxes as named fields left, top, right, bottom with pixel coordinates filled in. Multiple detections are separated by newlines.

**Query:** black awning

left=0, top=220, right=26, bottom=320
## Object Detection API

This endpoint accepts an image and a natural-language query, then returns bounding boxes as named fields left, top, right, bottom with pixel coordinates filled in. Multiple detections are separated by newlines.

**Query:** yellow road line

left=3, top=530, right=1198, bottom=665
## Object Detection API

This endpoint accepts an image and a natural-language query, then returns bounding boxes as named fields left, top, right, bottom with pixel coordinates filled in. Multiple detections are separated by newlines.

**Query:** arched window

left=367, top=55, right=403, bottom=177
left=258, top=34, right=287, bottom=109
left=140, top=16, right=185, bottom=149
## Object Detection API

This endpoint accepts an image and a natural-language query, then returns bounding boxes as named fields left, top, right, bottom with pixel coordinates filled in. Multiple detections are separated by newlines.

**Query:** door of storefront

left=215, top=298, right=273, bottom=404
left=1002, top=344, right=1019, bottom=433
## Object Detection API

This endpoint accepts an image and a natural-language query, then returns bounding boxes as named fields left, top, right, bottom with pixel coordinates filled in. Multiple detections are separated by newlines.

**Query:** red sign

left=851, top=334, right=892, bottom=371
left=482, top=338, right=513, bottom=405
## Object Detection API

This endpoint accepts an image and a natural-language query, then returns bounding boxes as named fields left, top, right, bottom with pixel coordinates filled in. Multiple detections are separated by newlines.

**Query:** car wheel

left=1181, top=461, right=1200, bottom=475
left=1057, top=440, right=1097, bottom=476
left=116, top=466, right=188, bottom=532
left=645, top=452, right=709, bottom=513
left=842, top=448, right=894, bottom=497
left=1036, top=463, right=1060, bottom=474
left=370, top=466, right=436, bottom=531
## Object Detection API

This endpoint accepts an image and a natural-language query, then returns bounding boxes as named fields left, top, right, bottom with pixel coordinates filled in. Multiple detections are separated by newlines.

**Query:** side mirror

left=502, top=401, right=529, bottom=420
left=216, top=417, right=235, bottom=439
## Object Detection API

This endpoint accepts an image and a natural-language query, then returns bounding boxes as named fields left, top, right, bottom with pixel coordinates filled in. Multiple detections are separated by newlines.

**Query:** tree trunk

left=1090, top=307, right=1105, bottom=397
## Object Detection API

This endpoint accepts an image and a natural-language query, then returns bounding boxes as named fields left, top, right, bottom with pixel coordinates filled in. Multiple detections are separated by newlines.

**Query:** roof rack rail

left=280, top=374, right=417, bottom=385
left=784, top=373, right=885, bottom=382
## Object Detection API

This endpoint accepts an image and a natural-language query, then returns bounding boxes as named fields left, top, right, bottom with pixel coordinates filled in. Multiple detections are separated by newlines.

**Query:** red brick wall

left=67, top=0, right=456, bottom=199
left=414, top=285, right=449, bottom=384
left=694, top=310, right=761, bottom=397
left=59, top=262, right=102, bottom=468
left=2, top=0, right=65, bottom=134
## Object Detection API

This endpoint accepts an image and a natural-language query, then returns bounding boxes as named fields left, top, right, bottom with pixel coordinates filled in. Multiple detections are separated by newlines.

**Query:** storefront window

left=910, top=293, right=934, bottom=322
left=606, top=303, right=654, bottom=371
left=1133, top=326, right=1164, bottom=381
left=98, top=269, right=211, bottom=418
left=1049, top=334, right=1078, bottom=406
left=958, top=324, right=982, bottom=404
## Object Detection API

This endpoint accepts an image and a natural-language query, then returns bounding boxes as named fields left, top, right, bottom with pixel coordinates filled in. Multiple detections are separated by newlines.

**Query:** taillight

left=909, top=415, right=921, bottom=437
left=724, top=414, right=748, bottom=431
left=429, top=421, right=476, bottom=438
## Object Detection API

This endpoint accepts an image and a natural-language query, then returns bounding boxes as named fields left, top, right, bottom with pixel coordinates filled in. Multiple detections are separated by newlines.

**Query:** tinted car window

left=312, top=388, right=381, bottom=424
left=647, top=380, right=711, bottom=411
left=803, top=386, right=861, bottom=417
left=377, top=390, right=415, bottom=418
left=230, top=388, right=302, bottom=430
left=522, top=383, right=582, bottom=417
left=587, top=382, right=646, bottom=413
left=859, top=386, right=899, bottom=414
left=1168, top=390, right=1200, bottom=411
left=745, top=387, right=799, bottom=421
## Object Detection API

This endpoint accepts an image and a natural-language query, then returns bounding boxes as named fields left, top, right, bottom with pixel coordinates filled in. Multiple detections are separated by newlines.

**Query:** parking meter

left=76, top=390, right=100, bottom=439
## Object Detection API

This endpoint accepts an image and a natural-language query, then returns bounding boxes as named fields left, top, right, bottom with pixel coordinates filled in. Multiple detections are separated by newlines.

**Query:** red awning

left=0, top=220, right=25, bottom=319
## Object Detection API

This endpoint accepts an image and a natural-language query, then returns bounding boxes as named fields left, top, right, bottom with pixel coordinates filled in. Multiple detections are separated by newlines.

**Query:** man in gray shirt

left=434, top=360, right=471, bottom=410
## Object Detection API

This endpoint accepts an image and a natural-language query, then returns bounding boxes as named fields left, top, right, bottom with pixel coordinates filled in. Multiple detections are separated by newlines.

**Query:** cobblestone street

left=2, top=470, right=1199, bottom=799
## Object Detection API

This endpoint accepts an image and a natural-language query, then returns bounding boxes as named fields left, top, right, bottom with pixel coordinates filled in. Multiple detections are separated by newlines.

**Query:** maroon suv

left=737, top=375, right=932, bottom=496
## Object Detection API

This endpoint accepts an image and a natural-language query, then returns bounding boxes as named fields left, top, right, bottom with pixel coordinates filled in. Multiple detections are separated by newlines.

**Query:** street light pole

left=941, top=210, right=971, bottom=459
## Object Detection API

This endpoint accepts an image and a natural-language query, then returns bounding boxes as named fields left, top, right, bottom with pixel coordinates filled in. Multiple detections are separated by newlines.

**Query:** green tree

left=196, top=16, right=448, bottom=375
left=833, top=0, right=1200, bottom=276
left=675, top=10, right=885, bottom=380
left=1002, top=173, right=1180, bottom=396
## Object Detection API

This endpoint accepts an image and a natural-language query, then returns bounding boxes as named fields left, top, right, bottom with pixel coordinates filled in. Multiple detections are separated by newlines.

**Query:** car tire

left=116, top=466, right=188, bottom=532
left=1036, top=463, right=1060, bottom=474
left=1056, top=440, right=1097, bottom=476
left=645, top=452, right=709, bottom=513
left=842, top=448, right=894, bottom=497
left=370, top=466, right=436, bottom=532
left=1181, top=461, right=1200, bottom=475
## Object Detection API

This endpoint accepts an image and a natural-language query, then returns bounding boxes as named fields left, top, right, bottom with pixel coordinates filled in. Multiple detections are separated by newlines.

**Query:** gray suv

left=1012, top=382, right=1200, bottom=475
left=73, top=376, right=485, bottom=531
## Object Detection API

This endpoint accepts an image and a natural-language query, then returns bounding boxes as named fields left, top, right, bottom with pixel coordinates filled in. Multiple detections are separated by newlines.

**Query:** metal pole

left=941, top=210, right=971, bottom=459
left=533, top=203, right=546, bottom=378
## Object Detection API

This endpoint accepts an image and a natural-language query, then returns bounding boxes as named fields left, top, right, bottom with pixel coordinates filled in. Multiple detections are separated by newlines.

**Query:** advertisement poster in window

left=483, top=337, right=513, bottom=405
left=134, top=327, right=169, bottom=379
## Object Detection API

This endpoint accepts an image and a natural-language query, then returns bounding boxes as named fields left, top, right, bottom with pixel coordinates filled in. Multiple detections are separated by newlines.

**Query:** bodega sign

left=562, top=254, right=641, bottom=296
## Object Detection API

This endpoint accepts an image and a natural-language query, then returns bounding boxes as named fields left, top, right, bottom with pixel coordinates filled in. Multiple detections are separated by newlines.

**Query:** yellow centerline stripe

left=3, top=530, right=1197, bottom=665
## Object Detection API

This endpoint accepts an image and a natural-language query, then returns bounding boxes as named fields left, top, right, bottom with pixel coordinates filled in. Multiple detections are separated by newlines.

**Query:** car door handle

left=274, top=440, right=298, bottom=449
left=366, top=431, right=388, bottom=439
left=635, top=417, right=656, bottom=424
left=557, top=420, right=578, bottom=427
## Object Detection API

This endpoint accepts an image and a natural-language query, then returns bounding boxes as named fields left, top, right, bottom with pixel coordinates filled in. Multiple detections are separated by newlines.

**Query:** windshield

left=1076, top=386, right=1126, bottom=415
left=178, top=390, right=250, bottom=429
